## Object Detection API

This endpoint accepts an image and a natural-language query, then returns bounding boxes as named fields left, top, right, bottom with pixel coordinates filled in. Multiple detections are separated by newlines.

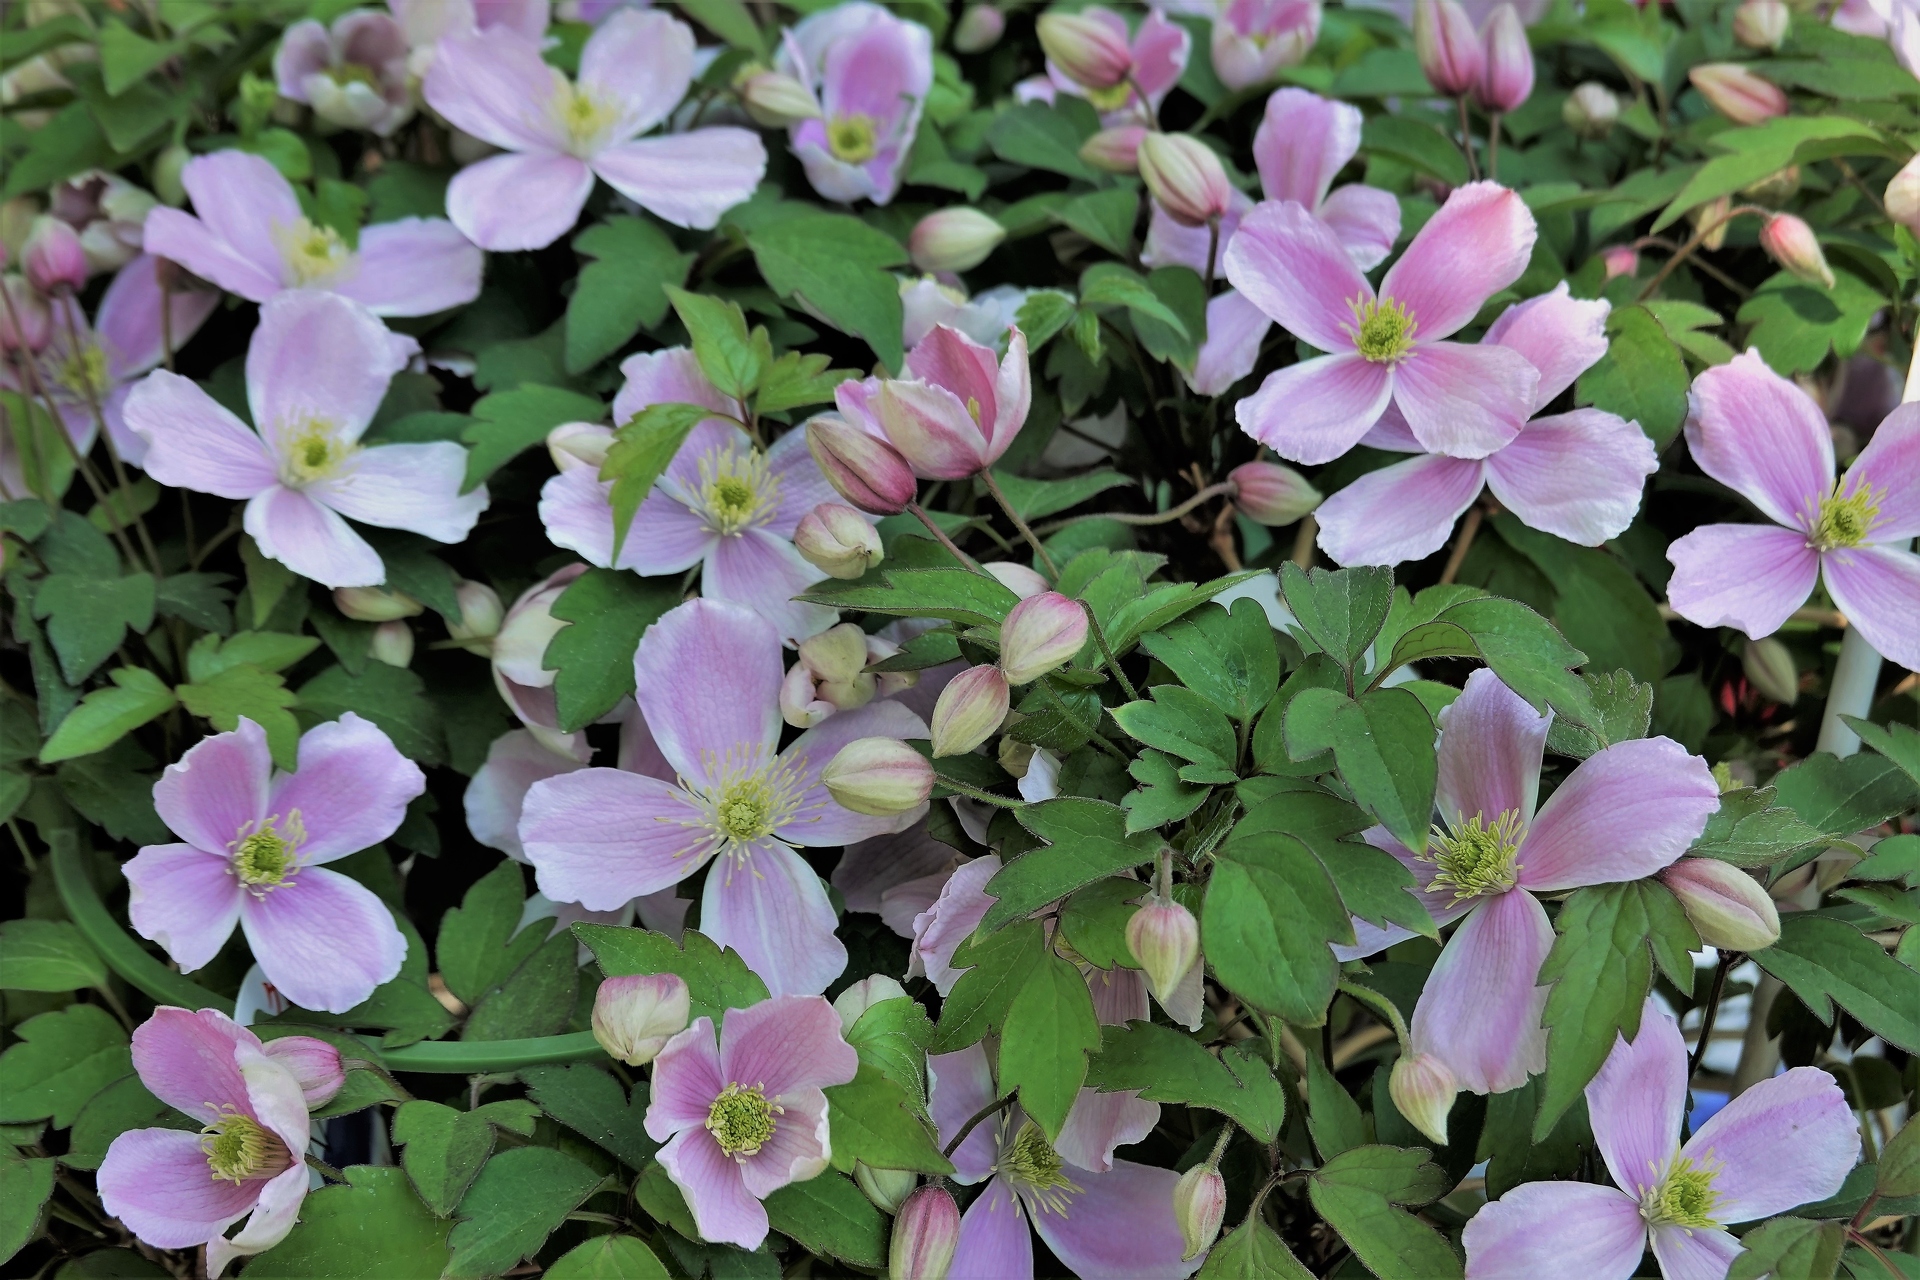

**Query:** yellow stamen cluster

left=201, top=1108, right=288, bottom=1184
left=998, top=1121, right=1082, bottom=1218
left=695, top=445, right=780, bottom=537
left=280, top=419, right=355, bottom=487
left=276, top=217, right=352, bottom=287
left=554, top=81, right=621, bottom=154
left=1425, top=809, right=1525, bottom=902
left=231, top=812, right=306, bottom=890
left=826, top=113, right=879, bottom=164
left=706, top=1082, right=780, bottom=1159
left=1349, top=296, right=1419, bottom=363
left=55, top=344, right=110, bottom=399
left=1807, top=481, right=1881, bottom=552
left=668, top=746, right=818, bottom=877
left=324, top=63, right=380, bottom=90
left=1641, top=1156, right=1721, bottom=1230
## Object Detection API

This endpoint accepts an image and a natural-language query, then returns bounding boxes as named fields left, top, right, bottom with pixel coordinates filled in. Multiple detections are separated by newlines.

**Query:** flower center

left=54, top=343, right=110, bottom=399
left=1425, top=810, right=1524, bottom=902
left=1349, top=296, right=1418, bottom=363
left=998, top=1121, right=1082, bottom=1217
left=201, top=1109, right=290, bottom=1184
left=554, top=80, right=620, bottom=154
left=695, top=445, right=780, bottom=537
left=1641, top=1156, right=1721, bottom=1230
left=1808, top=481, right=1881, bottom=552
left=231, top=813, right=305, bottom=890
left=276, top=217, right=353, bottom=287
left=280, top=418, right=355, bottom=487
left=324, top=63, right=380, bottom=90
left=1085, top=81, right=1133, bottom=112
left=827, top=113, right=879, bottom=163
left=666, top=745, right=819, bottom=873
left=706, top=1082, right=780, bottom=1158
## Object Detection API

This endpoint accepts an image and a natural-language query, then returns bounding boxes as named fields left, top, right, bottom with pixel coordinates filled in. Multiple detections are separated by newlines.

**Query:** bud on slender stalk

left=1475, top=4, right=1533, bottom=114
left=1136, top=133, right=1234, bottom=228
left=734, top=67, right=821, bottom=128
left=1601, top=244, right=1640, bottom=280
left=334, top=585, right=423, bottom=622
left=447, top=579, right=504, bottom=653
left=22, top=215, right=86, bottom=293
left=1658, top=858, right=1781, bottom=952
left=808, top=415, right=918, bottom=515
left=264, top=1036, right=346, bottom=1109
left=954, top=3, right=1006, bottom=52
left=0, top=275, right=50, bottom=352
left=822, top=737, right=936, bottom=814
left=1733, top=0, right=1789, bottom=50
left=1390, top=1053, right=1458, bottom=1147
left=1229, top=461, right=1321, bottom=526
left=1415, top=0, right=1484, bottom=97
left=1760, top=213, right=1834, bottom=288
left=998, top=591, right=1089, bottom=685
left=1689, top=63, right=1788, bottom=125
left=909, top=208, right=1007, bottom=274
left=1692, top=195, right=1733, bottom=250
left=855, top=1163, right=918, bottom=1214
left=834, top=974, right=908, bottom=1032
left=890, top=1183, right=960, bottom=1280
left=370, top=620, right=414, bottom=667
left=546, top=421, right=613, bottom=473
left=1080, top=125, right=1147, bottom=173
left=929, top=664, right=1011, bottom=757
left=154, top=144, right=192, bottom=207
left=983, top=560, right=1050, bottom=599
left=1126, top=898, right=1201, bottom=1006
left=1741, top=636, right=1798, bottom=705
left=1173, top=1164, right=1226, bottom=1260
left=1037, top=9, right=1133, bottom=90
left=796, top=502, right=883, bottom=579
left=591, top=973, right=691, bottom=1066
left=1563, top=81, right=1619, bottom=138
left=1886, top=153, right=1920, bottom=232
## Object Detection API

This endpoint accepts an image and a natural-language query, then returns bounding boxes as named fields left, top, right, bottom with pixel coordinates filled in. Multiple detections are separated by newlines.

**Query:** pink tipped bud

left=1037, top=8, right=1133, bottom=90
left=796, top=502, right=883, bottom=579
left=1689, top=63, right=1788, bottom=125
left=1137, top=133, right=1234, bottom=228
left=1562, top=81, right=1619, bottom=138
left=1415, top=0, right=1484, bottom=96
left=998, top=591, right=1089, bottom=685
left=1229, top=460, right=1321, bottom=526
left=822, top=737, right=936, bottom=814
left=954, top=3, right=1006, bottom=52
left=1601, top=244, right=1640, bottom=280
left=546, top=421, right=613, bottom=474
left=334, top=585, right=423, bottom=622
left=856, top=1162, right=919, bottom=1214
left=735, top=67, right=821, bottom=128
left=370, top=619, right=414, bottom=667
left=808, top=415, right=918, bottom=515
left=1173, top=1164, right=1226, bottom=1260
left=1733, top=0, right=1789, bottom=49
left=1080, top=125, right=1148, bottom=173
left=1126, top=898, right=1201, bottom=1005
left=890, top=1183, right=960, bottom=1280
left=1886, top=153, right=1920, bottom=231
left=983, top=560, right=1051, bottom=599
left=1475, top=4, right=1533, bottom=114
left=1390, top=1052, right=1457, bottom=1146
left=447, top=579, right=504, bottom=653
left=910, top=208, right=1007, bottom=275
left=833, top=974, right=909, bottom=1031
left=1760, top=213, right=1834, bottom=288
left=0, top=275, right=50, bottom=352
left=591, top=972, right=691, bottom=1066
left=262, top=1035, right=346, bottom=1109
left=929, top=664, right=1011, bottom=757
left=22, top=215, right=86, bottom=293
left=1741, top=636, right=1798, bottom=705
left=1658, top=858, right=1781, bottom=952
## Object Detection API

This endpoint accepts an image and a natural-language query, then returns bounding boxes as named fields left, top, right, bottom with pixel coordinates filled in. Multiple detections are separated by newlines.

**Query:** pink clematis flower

left=487, top=563, right=592, bottom=760
left=389, top=0, right=550, bottom=47
left=907, top=853, right=1002, bottom=993
left=1334, top=670, right=1718, bottom=1098
left=1211, top=0, right=1322, bottom=90
left=644, top=995, right=860, bottom=1249
left=836, top=324, right=1032, bottom=480
left=775, top=3, right=935, bottom=206
left=1464, top=1000, right=1859, bottom=1279
left=1666, top=350, right=1920, bottom=671
left=519, top=598, right=928, bottom=996
left=98, top=1008, right=342, bottom=1277
left=538, top=349, right=845, bottom=645
left=143, top=152, right=481, bottom=317
left=123, top=715, right=422, bottom=1014
left=423, top=9, right=766, bottom=251
left=1316, top=284, right=1658, bottom=565
left=126, top=290, right=487, bottom=588
left=1224, top=180, right=1541, bottom=464
left=275, top=9, right=414, bottom=135
left=1029, top=7, right=1192, bottom=125
left=931, top=1043, right=1200, bottom=1280
left=832, top=817, right=972, bottom=937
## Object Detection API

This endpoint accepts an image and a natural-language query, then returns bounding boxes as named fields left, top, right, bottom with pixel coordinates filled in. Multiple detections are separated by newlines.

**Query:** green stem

left=933, top=771, right=1026, bottom=809
left=1081, top=601, right=1140, bottom=702
left=942, top=1092, right=1015, bottom=1157
left=1336, top=979, right=1412, bottom=1058
left=980, top=468, right=1060, bottom=579
left=909, top=501, right=987, bottom=574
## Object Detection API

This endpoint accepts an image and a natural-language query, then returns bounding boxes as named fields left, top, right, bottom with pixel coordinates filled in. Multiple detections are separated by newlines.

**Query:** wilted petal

left=1237, top=352, right=1392, bottom=466
left=1463, top=1181, right=1646, bottom=1280
left=268, top=713, right=425, bottom=864
left=1316, top=452, right=1485, bottom=567
left=702, top=840, right=848, bottom=996
left=238, top=866, right=406, bottom=1013
left=1437, top=668, right=1549, bottom=829
left=634, top=598, right=785, bottom=784
left=1666, top=523, right=1819, bottom=640
left=593, top=130, right=767, bottom=231
left=446, top=151, right=596, bottom=252
left=1822, top=543, right=1920, bottom=673
left=1222, top=199, right=1370, bottom=354
left=1380, top=181, right=1537, bottom=341
left=519, top=769, right=706, bottom=910
left=1409, top=887, right=1553, bottom=1095
left=1482, top=283, right=1611, bottom=412
left=1484, top=409, right=1656, bottom=546
left=1586, top=1000, right=1685, bottom=1198
left=1516, top=737, right=1717, bottom=892
left=1680, top=1065, right=1860, bottom=1221
left=1684, top=349, right=1834, bottom=529
left=336, top=219, right=484, bottom=317
left=1393, top=340, right=1538, bottom=460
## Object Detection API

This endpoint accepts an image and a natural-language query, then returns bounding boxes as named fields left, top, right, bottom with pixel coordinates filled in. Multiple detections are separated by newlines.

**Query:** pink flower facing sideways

left=775, top=3, right=935, bottom=206
left=124, top=714, right=422, bottom=1013
left=1464, top=1000, right=1859, bottom=1279
left=1036, top=6, right=1191, bottom=124
left=423, top=8, right=767, bottom=251
left=99, top=1008, right=345, bottom=1277
left=519, top=598, right=928, bottom=996
left=126, top=289, right=488, bottom=588
left=274, top=9, right=413, bottom=136
left=1666, top=349, right=1920, bottom=671
left=1316, top=284, right=1659, bottom=565
left=1224, top=179, right=1542, bottom=464
left=836, top=323, right=1032, bottom=480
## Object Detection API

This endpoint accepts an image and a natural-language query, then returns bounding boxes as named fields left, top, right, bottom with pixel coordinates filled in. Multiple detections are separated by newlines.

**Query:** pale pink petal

left=879, top=380, right=992, bottom=478
left=613, top=348, right=736, bottom=425
left=1186, top=289, right=1271, bottom=397
left=1056, top=1089, right=1158, bottom=1174
left=831, top=821, right=956, bottom=916
left=334, top=219, right=483, bottom=317
left=235, top=1037, right=312, bottom=1155
left=719, top=994, right=860, bottom=1097
left=1822, top=543, right=1920, bottom=674
left=248, top=290, right=413, bottom=448
left=1359, top=401, right=1424, bottom=451
left=520, top=769, right=707, bottom=910
left=537, top=467, right=621, bottom=568
left=616, top=706, right=675, bottom=781
left=130, top=1007, right=258, bottom=1121
left=952, top=1177, right=1034, bottom=1277
left=1462, top=1181, right=1646, bottom=1280
left=910, top=855, right=1000, bottom=995
left=422, top=27, right=568, bottom=152
left=777, top=697, right=929, bottom=847
left=243, top=487, right=385, bottom=589
left=1253, top=88, right=1359, bottom=209
left=1586, top=1000, right=1685, bottom=1198
left=475, top=0, right=550, bottom=39
left=1648, top=1225, right=1742, bottom=1280
left=929, top=1044, right=1001, bottom=1183
left=762, top=423, right=843, bottom=536
left=238, top=866, right=406, bottom=1013
left=308, top=442, right=487, bottom=544
left=125, top=845, right=244, bottom=974
left=1129, top=10, right=1192, bottom=101
left=702, top=840, right=847, bottom=996
left=657, top=1128, right=769, bottom=1250
left=1680, top=1065, right=1860, bottom=1221
left=1484, top=409, right=1656, bottom=546
left=1437, top=668, right=1549, bottom=828
left=465, top=729, right=588, bottom=860
left=1031, top=1159, right=1200, bottom=1280
left=1316, top=452, right=1486, bottom=567
left=592, top=130, right=767, bottom=231
left=103, top=383, right=146, bottom=469
left=1516, top=737, right=1717, bottom=892
left=268, top=712, right=425, bottom=863
left=141, top=208, right=282, bottom=304
left=634, top=598, right=785, bottom=784
left=208, top=1162, right=307, bottom=1278
left=275, top=21, right=333, bottom=99
left=153, top=719, right=271, bottom=854
left=1317, top=183, right=1402, bottom=272
left=1666, top=523, right=1819, bottom=640
left=1684, top=349, right=1834, bottom=529
left=1222, top=199, right=1370, bottom=354
left=96, top=254, right=218, bottom=380
left=577, top=8, right=693, bottom=138
left=737, top=1088, right=832, bottom=1198
left=703, top=527, right=839, bottom=646
left=1394, top=340, right=1538, bottom=460
left=646, top=1017, right=726, bottom=1138
left=446, top=151, right=596, bottom=253
left=178, top=152, right=304, bottom=291
left=1086, top=965, right=1149, bottom=1026
left=1482, top=283, right=1611, bottom=412
left=1409, top=888, right=1553, bottom=1095
left=1236, top=352, right=1393, bottom=466
left=1140, top=190, right=1251, bottom=276
left=97, top=1129, right=259, bottom=1250
left=985, top=329, right=1032, bottom=465
left=899, top=325, right=998, bottom=425
left=1380, top=181, right=1537, bottom=341
left=125, top=371, right=277, bottom=500
left=1844, top=403, right=1920, bottom=540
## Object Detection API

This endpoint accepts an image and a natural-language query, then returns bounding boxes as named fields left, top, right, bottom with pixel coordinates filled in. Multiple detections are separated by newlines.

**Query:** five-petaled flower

left=775, top=2, right=936, bottom=206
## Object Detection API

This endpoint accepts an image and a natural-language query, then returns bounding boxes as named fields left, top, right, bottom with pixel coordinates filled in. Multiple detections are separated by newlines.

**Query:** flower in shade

left=275, top=9, right=414, bottom=135
left=1210, top=0, right=1321, bottom=90
left=1224, top=180, right=1540, bottom=465
left=837, top=324, right=1032, bottom=480
left=48, top=170, right=157, bottom=276
left=831, top=817, right=972, bottom=938
left=775, top=3, right=935, bottom=206
left=123, top=715, right=422, bottom=1014
left=1463, top=1000, right=1858, bottom=1279
left=1666, top=350, right=1920, bottom=671
left=485, top=563, right=591, bottom=760
left=537, top=349, right=846, bottom=645
left=143, top=151, right=481, bottom=317
left=519, top=598, right=928, bottom=996
left=930, top=1042, right=1201, bottom=1279
left=1315, top=284, right=1658, bottom=566
left=645, top=995, right=859, bottom=1249
left=98, top=1008, right=342, bottom=1276
left=1331, top=670, right=1718, bottom=1098
left=126, top=289, right=487, bottom=588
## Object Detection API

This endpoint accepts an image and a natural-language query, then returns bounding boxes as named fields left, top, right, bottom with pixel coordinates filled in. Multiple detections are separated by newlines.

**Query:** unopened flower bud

left=910, top=208, right=1007, bottom=274
left=808, top=415, right=917, bottom=515
left=546, top=421, right=612, bottom=474
left=983, top=560, right=1050, bottom=599
left=1601, top=244, right=1639, bottom=280
left=1734, top=0, right=1789, bottom=49
left=735, top=67, right=821, bottom=128
left=998, top=591, right=1088, bottom=685
left=866, top=634, right=918, bottom=698
left=856, top=1163, right=918, bottom=1214
left=1390, top=1052, right=1457, bottom=1147
left=1173, top=1164, right=1226, bottom=1260
left=0, top=275, right=50, bottom=352
left=1475, top=5, right=1533, bottom=114
left=930, top=664, right=1011, bottom=757
left=1080, top=125, right=1147, bottom=173
left=591, top=973, right=691, bottom=1066
left=796, top=502, right=883, bottom=579
left=1037, top=9, right=1132, bottom=90
left=834, top=974, right=908, bottom=1032
left=22, top=215, right=85, bottom=293
left=1658, top=858, right=1781, bottom=952
left=1741, top=636, right=1798, bottom=705
left=795, top=623, right=877, bottom=716
left=998, top=735, right=1037, bottom=776
left=1690, top=63, right=1788, bottom=125
left=447, top=579, right=504, bottom=654
left=1126, top=898, right=1201, bottom=1005
left=1137, top=133, right=1234, bottom=228
left=1692, top=195, right=1733, bottom=251
left=954, top=3, right=1006, bottom=52
left=1743, top=164, right=1800, bottom=204
left=1229, top=461, right=1321, bottom=526
left=370, top=619, right=414, bottom=667
left=1563, top=81, right=1619, bottom=138
left=153, top=144, right=192, bottom=207
left=1415, top=0, right=1484, bottom=96
left=1886, top=154, right=1920, bottom=232
left=334, top=585, right=423, bottom=622
left=781, top=661, right=832, bottom=729
left=1760, top=213, right=1833, bottom=288
left=823, top=737, right=936, bottom=814
left=262, top=1035, right=345, bottom=1109
left=890, top=1183, right=960, bottom=1280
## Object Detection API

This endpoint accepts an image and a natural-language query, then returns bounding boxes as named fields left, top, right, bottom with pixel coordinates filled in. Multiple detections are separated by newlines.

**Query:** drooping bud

left=954, top=3, right=1006, bottom=52
left=998, top=591, right=1089, bottom=686
left=546, top=421, right=613, bottom=474
left=1126, top=897, right=1201, bottom=1006
left=1080, top=125, right=1148, bottom=173
left=0, top=275, right=50, bottom=352
left=983, top=560, right=1050, bottom=599
left=370, top=620, right=414, bottom=667
left=1689, top=63, right=1788, bottom=125
left=1733, top=0, right=1789, bottom=50
left=834, top=974, right=909, bottom=1032
left=1759, top=213, right=1834, bottom=288
left=808, top=415, right=918, bottom=515
left=735, top=66, right=821, bottom=128
left=1658, top=858, right=1781, bottom=952
left=1389, top=1053, right=1457, bottom=1147
left=796, top=502, right=883, bottom=580
left=910, top=208, right=1007, bottom=275
left=1475, top=5, right=1533, bottom=114
left=1886, top=154, right=1920, bottom=232
left=1229, top=461, right=1321, bottom=526
left=590, top=973, right=691, bottom=1066
left=261, top=1035, right=345, bottom=1109
left=1137, top=133, right=1234, bottom=228
left=1562, top=81, right=1619, bottom=138
left=856, top=1163, right=919, bottom=1214
left=1741, top=636, right=1799, bottom=705
left=1037, top=9, right=1133, bottom=90
left=446, top=580, right=504, bottom=655
left=334, top=585, right=423, bottom=622
left=929, top=664, right=1011, bottom=757
left=1692, top=195, right=1733, bottom=251
left=154, top=144, right=192, bottom=207
left=822, top=737, right=936, bottom=814
left=22, top=215, right=86, bottom=293
left=890, top=1183, right=960, bottom=1280
left=1601, top=244, right=1639, bottom=280
left=1172, top=1164, right=1226, bottom=1260
left=1414, top=0, right=1484, bottom=97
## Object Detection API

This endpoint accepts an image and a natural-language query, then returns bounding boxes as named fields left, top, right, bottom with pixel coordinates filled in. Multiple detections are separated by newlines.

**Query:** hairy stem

left=942, top=1093, right=1015, bottom=1157
left=980, top=468, right=1061, bottom=578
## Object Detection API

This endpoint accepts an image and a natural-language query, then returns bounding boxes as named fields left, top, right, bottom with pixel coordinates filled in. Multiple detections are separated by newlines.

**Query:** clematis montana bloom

left=1316, top=284, right=1659, bottom=565
left=1033, top=6, right=1191, bottom=123
left=143, top=151, right=481, bottom=316
left=275, top=9, right=413, bottom=135
left=1224, top=180, right=1541, bottom=464
left=519, top=598, right=928, bottom=996
left=838, top=324, right=1032, bottom=480
left=1667, top=350, right=1920, bottom=671
left=424, top=9, right=766, bottom=250
left=1464, top=1000, right=1859, bottom=1279
left=1211, top=0, right=1321, bottom=90
left=123, top=715, right=422, bottom=1014
left=126, top=290, right=487, bottom=588
left=775, top=3, right=935, bottom=206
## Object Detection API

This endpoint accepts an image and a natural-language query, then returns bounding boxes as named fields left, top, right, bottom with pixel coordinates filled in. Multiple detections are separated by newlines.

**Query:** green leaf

left=177, top=664, right=300, bottom=769
left=1306, top=1049, right=1369, bottom=1160
left=546, top=1235, right=672, bottom=1280
left=1544, top=670, right=1653, bottom=760
left=1196, top=1216, right=1315, bottom=1280
left=1878, top=1114, right=1920, bottom=1198
left=1134, top=266, right=1208, bottom=366
left=800, top=566, right=1021, bottom=628
left=1845, top=718, right=1920, bottom=790
left=1283, top=688, right=1437, bottom=855
left=241, top=535, right=297, bottom=629
left=1361, top=114, right=1467, bottom=185
left=1420, top=596, right=1599, bottom=729
left=187, top=630, right=319, bottom=680
left=437, top=860, right=539, bottom=1006
left=1774, top=751, right=1920, bottom=838
left=843, top=997, right=935, bottom=1109
left=602, top=402, right=718, bottom=562
left=1054, top=879, right=1143, bottom=970
left=677, top=0, right=765, bottom=51
left=1847, top=833, right=1920, bottom=887
left=1737, top=269, right=1884, bottom=376
left=983, top=469, right=1131, bottom=521
left=1015, top=290, right=1077, bottom=351
left=521, top=1064, right=657, bottom=1169
left=360, top=530, right=461, bottom=618
left=566, top=217, right=695, bottom=373
left=1, top=104, right=112, bottom=201
left=64, top=1074, right=194, bottom=1171
left=1084, top=1022, right=1286, bottom=1143
left=546, top=570, right=679, bottom=731
left=1689, top=784, right=1827, bottom=867
left=825, top=1062, right=954, bottom=1174
left=1140, top=600, right=1280, bottom=723
left=1238, top=787, right=1433, bottom=938
left=1726, top=1216, right=1846, bottom=1280
left=0, top=919, right=106, bottom=992
left=460, top=384, right=606, bottom=490
left=1055, top=186, right=1139, bottom=256
left=99, top=20, right=171, bottom=94
left=988, top=100, right=1099, bottom=181
left=1, top=1148, right=53, bottom=1264
left=55, top=739, right=166, bottom=845
left=462, top=931, right=580, bottom=1041
left=1751, top=915, right=1920, bottom=1053
left=931, top=920, right=1046, bottom=1053
left=756, top=351, right=861, bottom=416
left=1309, top=1147, right=1461, bottom=1280
left=1535, top=883, right=1658, bottom=1139
left=1575, top=304, right=1689, bottom=447
left=1080, top=263, right=1190, bottom=339
left=32, top=572, right=156, bottom=685
left=1654, top=116, right=1893, bottom=232
left=998, top=949, right=1101, bottom=1140
left=391, top=1100, right=499, bottom=1217
left=748, top=215, right=909, bottom=372
left=987, top=798, right=1162, bottom=931
left=1204, top=832, right=1348, bottom=1024
left=1493, top=519, right=1665, bottom=683
left=665, top=286, right=763, bottom=401
left=0, top=1004, right=130, bottom=1127
left=298, top=662, right=442, bottom=765
left=1111, top=686, right=1237, bottom=774
left=762, top=1172, right=888, bottom=1269
left=1124, top=750, right=1211, bottom=833
left=574, top=926, right=769, bottom=1026
left=446, top=1147, right=604, bottom=1280
left=245, top=1166, right=450, bottom=1280
left=1280, top=563, right=1394, bottom=670
left=634, top=1160, right=700, bottom=1240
